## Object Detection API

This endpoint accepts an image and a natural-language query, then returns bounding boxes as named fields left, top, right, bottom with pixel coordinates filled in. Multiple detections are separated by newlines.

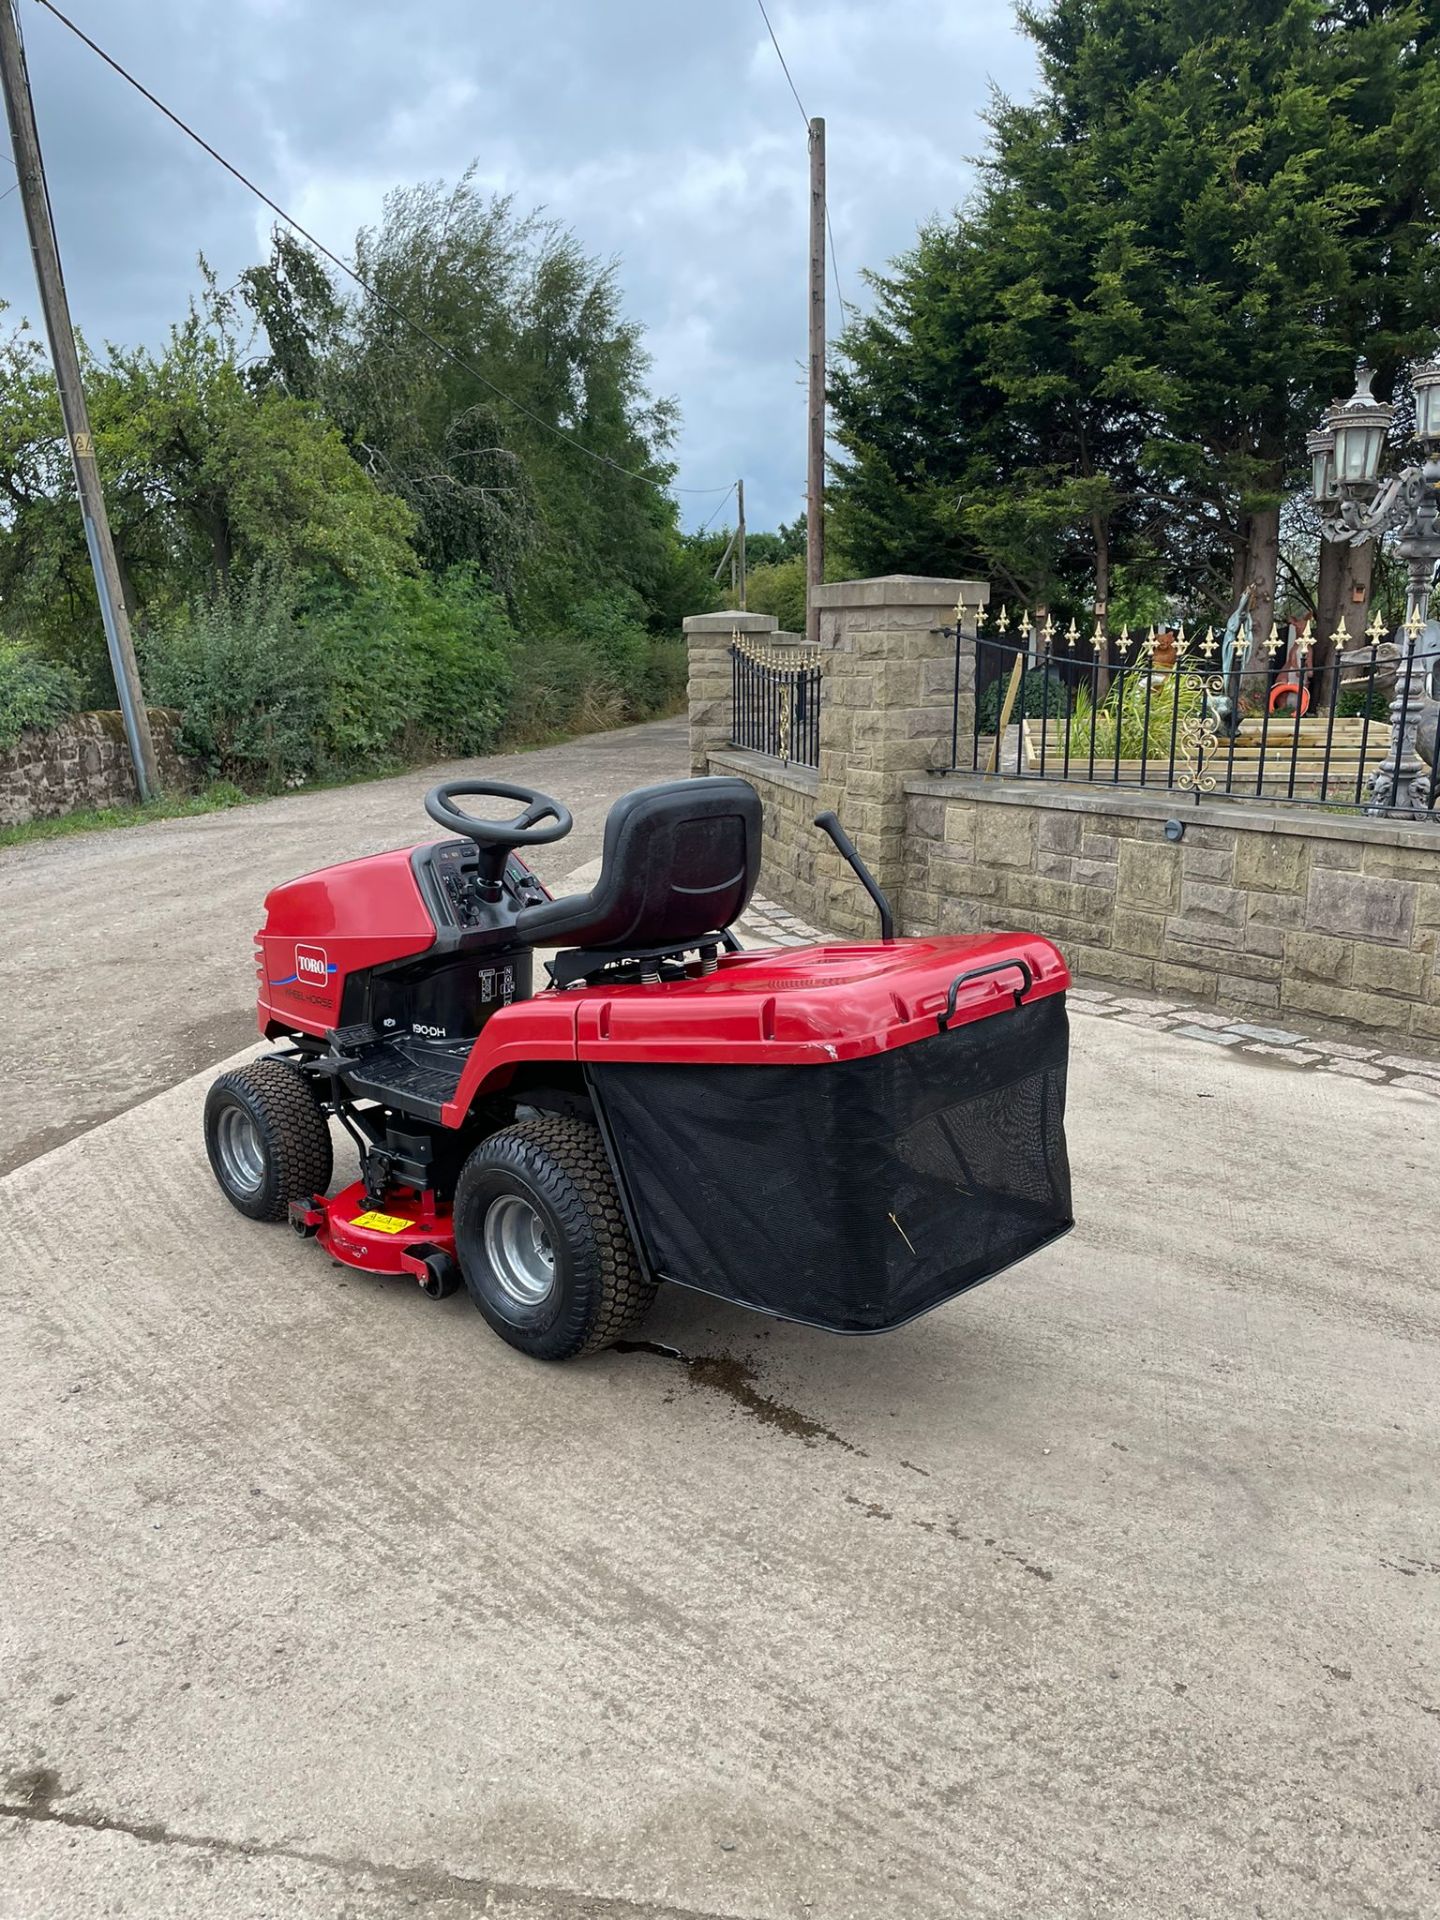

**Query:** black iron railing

left=958, top=632, right=1406, bottom=811
left=730, top=637, right=821, bottom=769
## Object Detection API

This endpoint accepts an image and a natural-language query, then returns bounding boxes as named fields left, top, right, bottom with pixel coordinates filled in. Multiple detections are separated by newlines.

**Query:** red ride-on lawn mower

left=205, top=776, right=1073, bottom=1361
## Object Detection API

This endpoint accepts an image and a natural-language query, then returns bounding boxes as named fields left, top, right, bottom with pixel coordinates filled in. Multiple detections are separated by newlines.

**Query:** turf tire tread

left=456, top=1115, right=654, bottom=1357
left=207, top=1059, right=333, bottom=1221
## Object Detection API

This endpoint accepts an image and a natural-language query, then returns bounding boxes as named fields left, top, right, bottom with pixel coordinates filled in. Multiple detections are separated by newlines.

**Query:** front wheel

left=204, top=1059, right=333, bottom=1222
left=453, top=1116, right=655, bottom=1361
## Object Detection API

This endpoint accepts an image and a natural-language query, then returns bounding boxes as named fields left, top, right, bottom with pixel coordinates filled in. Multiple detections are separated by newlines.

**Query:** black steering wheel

left=424, top=780, right=573, bottom=903
left=424, top=779, right=573, bottom=849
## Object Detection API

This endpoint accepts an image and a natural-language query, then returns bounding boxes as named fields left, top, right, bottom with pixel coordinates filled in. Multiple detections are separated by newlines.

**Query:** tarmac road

left=0, top=718, right=686, bottom=1176
left=0, top=1015, right=1436, bottom=1919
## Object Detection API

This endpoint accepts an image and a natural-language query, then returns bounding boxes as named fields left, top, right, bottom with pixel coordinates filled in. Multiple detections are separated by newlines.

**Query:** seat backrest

left=514, top=777, right=762, bottom=954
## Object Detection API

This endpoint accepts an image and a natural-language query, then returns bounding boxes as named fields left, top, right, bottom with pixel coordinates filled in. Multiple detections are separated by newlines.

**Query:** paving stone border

left=736, top=895, right=1440, bottom=1099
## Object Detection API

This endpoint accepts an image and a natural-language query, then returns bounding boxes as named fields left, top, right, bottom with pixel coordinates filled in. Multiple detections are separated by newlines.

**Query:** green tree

left=243, top=176, right=698, bottom=633
left=830, top=0, right=1440, bottom=638
left=1024, top=0, right=1440, bottom=643
left=679, top=514, right=805, bottom=607
left=0, top=173, right=705, bottom=764
left=0, top=318, right=100, bottom=676
left=830, top=208, right=1160, bottom=615
left=745, top=556, right=809, bottom=632
left=0, top=295, right=416, bottom=695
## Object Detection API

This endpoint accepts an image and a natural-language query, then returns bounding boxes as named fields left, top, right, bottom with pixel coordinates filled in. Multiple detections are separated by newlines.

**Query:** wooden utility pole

left=736, top=476, right=747, bottom=611
left=0, top=0, right=158, bottom=798
left=806, top=116, right=825, bottom=645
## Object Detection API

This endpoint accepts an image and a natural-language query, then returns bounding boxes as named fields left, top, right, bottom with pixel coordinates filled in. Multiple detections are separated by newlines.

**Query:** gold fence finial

left=1064, top=617, right=1079, bottom=649
left=995, top=604, right=1011, bottom=635
left=1406, top=605, right=1426, bottom=641
left=1265, top=622, right=1282, bottom=657
left=731, top=633, right=824, bottom=672
left=1365, top=612, right=1387, bottom=647
left=1199, top=626, right=1217, bottom=657
left=1329, top=621, right=1351, bottom=651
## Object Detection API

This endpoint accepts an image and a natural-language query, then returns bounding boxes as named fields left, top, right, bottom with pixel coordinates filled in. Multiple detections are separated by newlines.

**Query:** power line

left=825, top=207, right=848, bottom=328
left=30, top=0, right=734, bottom=498
left=753, top=0, right=849, bottom=327
left=696, top=481, right=737, bottom=535
left=755, top=0, right=809, bottom=132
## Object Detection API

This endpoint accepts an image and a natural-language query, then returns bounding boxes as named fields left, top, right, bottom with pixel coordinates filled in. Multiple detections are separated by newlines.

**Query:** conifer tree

left=831, top=0, right=1440, bottom=633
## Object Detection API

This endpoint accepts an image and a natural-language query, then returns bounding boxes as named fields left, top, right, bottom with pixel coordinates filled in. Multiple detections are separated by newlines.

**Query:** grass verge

left=0, top=781, right=253, bottom=851
left=0, top=698, right=685, bottom=853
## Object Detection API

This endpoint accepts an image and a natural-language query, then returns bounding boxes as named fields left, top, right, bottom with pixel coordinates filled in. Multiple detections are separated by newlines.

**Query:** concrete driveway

left=0, top=719, right=686, bottom=1177
left=2, top=1025, right=1438, bottom=1917
left=1, top=720, right=1437, bottom=1917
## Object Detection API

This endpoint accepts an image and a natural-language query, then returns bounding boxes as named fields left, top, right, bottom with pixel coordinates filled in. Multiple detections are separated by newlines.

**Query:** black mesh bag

left=590, top=991, right=1072, bottom=1332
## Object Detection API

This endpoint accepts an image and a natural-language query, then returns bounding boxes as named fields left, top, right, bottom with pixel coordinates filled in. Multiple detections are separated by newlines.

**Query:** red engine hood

left=256, top=845, right=435, bottom=1036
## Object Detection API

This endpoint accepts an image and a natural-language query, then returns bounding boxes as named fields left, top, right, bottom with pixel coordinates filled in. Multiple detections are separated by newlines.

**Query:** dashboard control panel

left=426, top=841, right=547, bottom=930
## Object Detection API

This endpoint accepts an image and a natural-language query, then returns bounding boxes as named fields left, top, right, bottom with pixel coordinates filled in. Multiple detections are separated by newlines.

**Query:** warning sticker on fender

left=350, top=1211, right=411, bottom=1234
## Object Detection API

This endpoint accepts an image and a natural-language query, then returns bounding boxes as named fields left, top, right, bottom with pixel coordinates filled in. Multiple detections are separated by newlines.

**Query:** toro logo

left=295, top=944, right=332, bottom=985
left=270, top=946, right=334, bottom=990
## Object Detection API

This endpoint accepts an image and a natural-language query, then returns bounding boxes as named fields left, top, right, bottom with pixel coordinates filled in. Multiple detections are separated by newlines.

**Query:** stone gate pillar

left=682, top=609, right=778, bottom=778
left=811, top=575, right=987, bottom=936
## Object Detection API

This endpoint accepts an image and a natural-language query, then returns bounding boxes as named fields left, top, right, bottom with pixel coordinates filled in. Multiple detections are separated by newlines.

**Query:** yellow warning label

left=350, top=1210, right=412, bottom=1234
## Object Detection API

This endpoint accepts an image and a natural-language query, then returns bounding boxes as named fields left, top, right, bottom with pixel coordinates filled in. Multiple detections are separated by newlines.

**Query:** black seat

left=515, top=777, right=761, bottom=956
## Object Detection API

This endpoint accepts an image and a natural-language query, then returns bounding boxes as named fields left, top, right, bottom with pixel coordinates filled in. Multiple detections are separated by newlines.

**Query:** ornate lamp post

left=1307, top=359, right=1440, bottom=818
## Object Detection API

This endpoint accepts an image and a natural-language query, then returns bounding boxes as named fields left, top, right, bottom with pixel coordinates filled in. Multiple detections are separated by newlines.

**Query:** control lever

left=813, top=812, right=895, bottom=942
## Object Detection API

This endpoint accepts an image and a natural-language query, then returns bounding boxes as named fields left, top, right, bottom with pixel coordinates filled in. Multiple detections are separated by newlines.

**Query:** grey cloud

left=0, top=0, right=1034, bottom=530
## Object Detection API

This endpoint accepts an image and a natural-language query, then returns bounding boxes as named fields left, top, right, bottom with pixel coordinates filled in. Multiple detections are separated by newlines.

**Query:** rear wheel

left=204, top=1059, right=333, bottom=1222
left=453, top=1116, right=655, bottom=1360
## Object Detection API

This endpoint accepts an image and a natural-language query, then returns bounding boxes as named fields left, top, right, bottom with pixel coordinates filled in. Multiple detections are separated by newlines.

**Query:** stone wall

left=687, top=572, right=1440, bottom=1042
left=903, top=776, right=1440, bottom=1042
left=687, top=577, right=987, bottom=936
left=682, top=608, right=781, bottom=779
left=808, top=578, right=977, bottom=933
left=0, top=710, right=195, bottom=827
left=708, top=747, right=825, bottom=923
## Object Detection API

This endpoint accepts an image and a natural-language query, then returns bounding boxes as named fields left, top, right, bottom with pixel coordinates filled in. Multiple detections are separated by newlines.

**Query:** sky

left=0, top=0, right=1037, bottom=533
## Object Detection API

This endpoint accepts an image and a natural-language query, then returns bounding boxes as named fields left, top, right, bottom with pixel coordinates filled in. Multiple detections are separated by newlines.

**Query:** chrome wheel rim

left=215, top=1104, right=265, bottom=1195
left=483, top=1194, right=556, bottom=1307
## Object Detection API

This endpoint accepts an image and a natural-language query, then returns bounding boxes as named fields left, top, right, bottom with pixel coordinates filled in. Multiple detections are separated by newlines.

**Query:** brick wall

left=903, top=776, right=1440, bottom=1041
left=0, top=710, right=195, bottom=827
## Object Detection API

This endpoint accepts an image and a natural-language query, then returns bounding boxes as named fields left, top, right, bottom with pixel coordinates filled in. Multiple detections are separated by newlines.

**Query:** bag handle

left=937, top=958, right=1035, bottom=1031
